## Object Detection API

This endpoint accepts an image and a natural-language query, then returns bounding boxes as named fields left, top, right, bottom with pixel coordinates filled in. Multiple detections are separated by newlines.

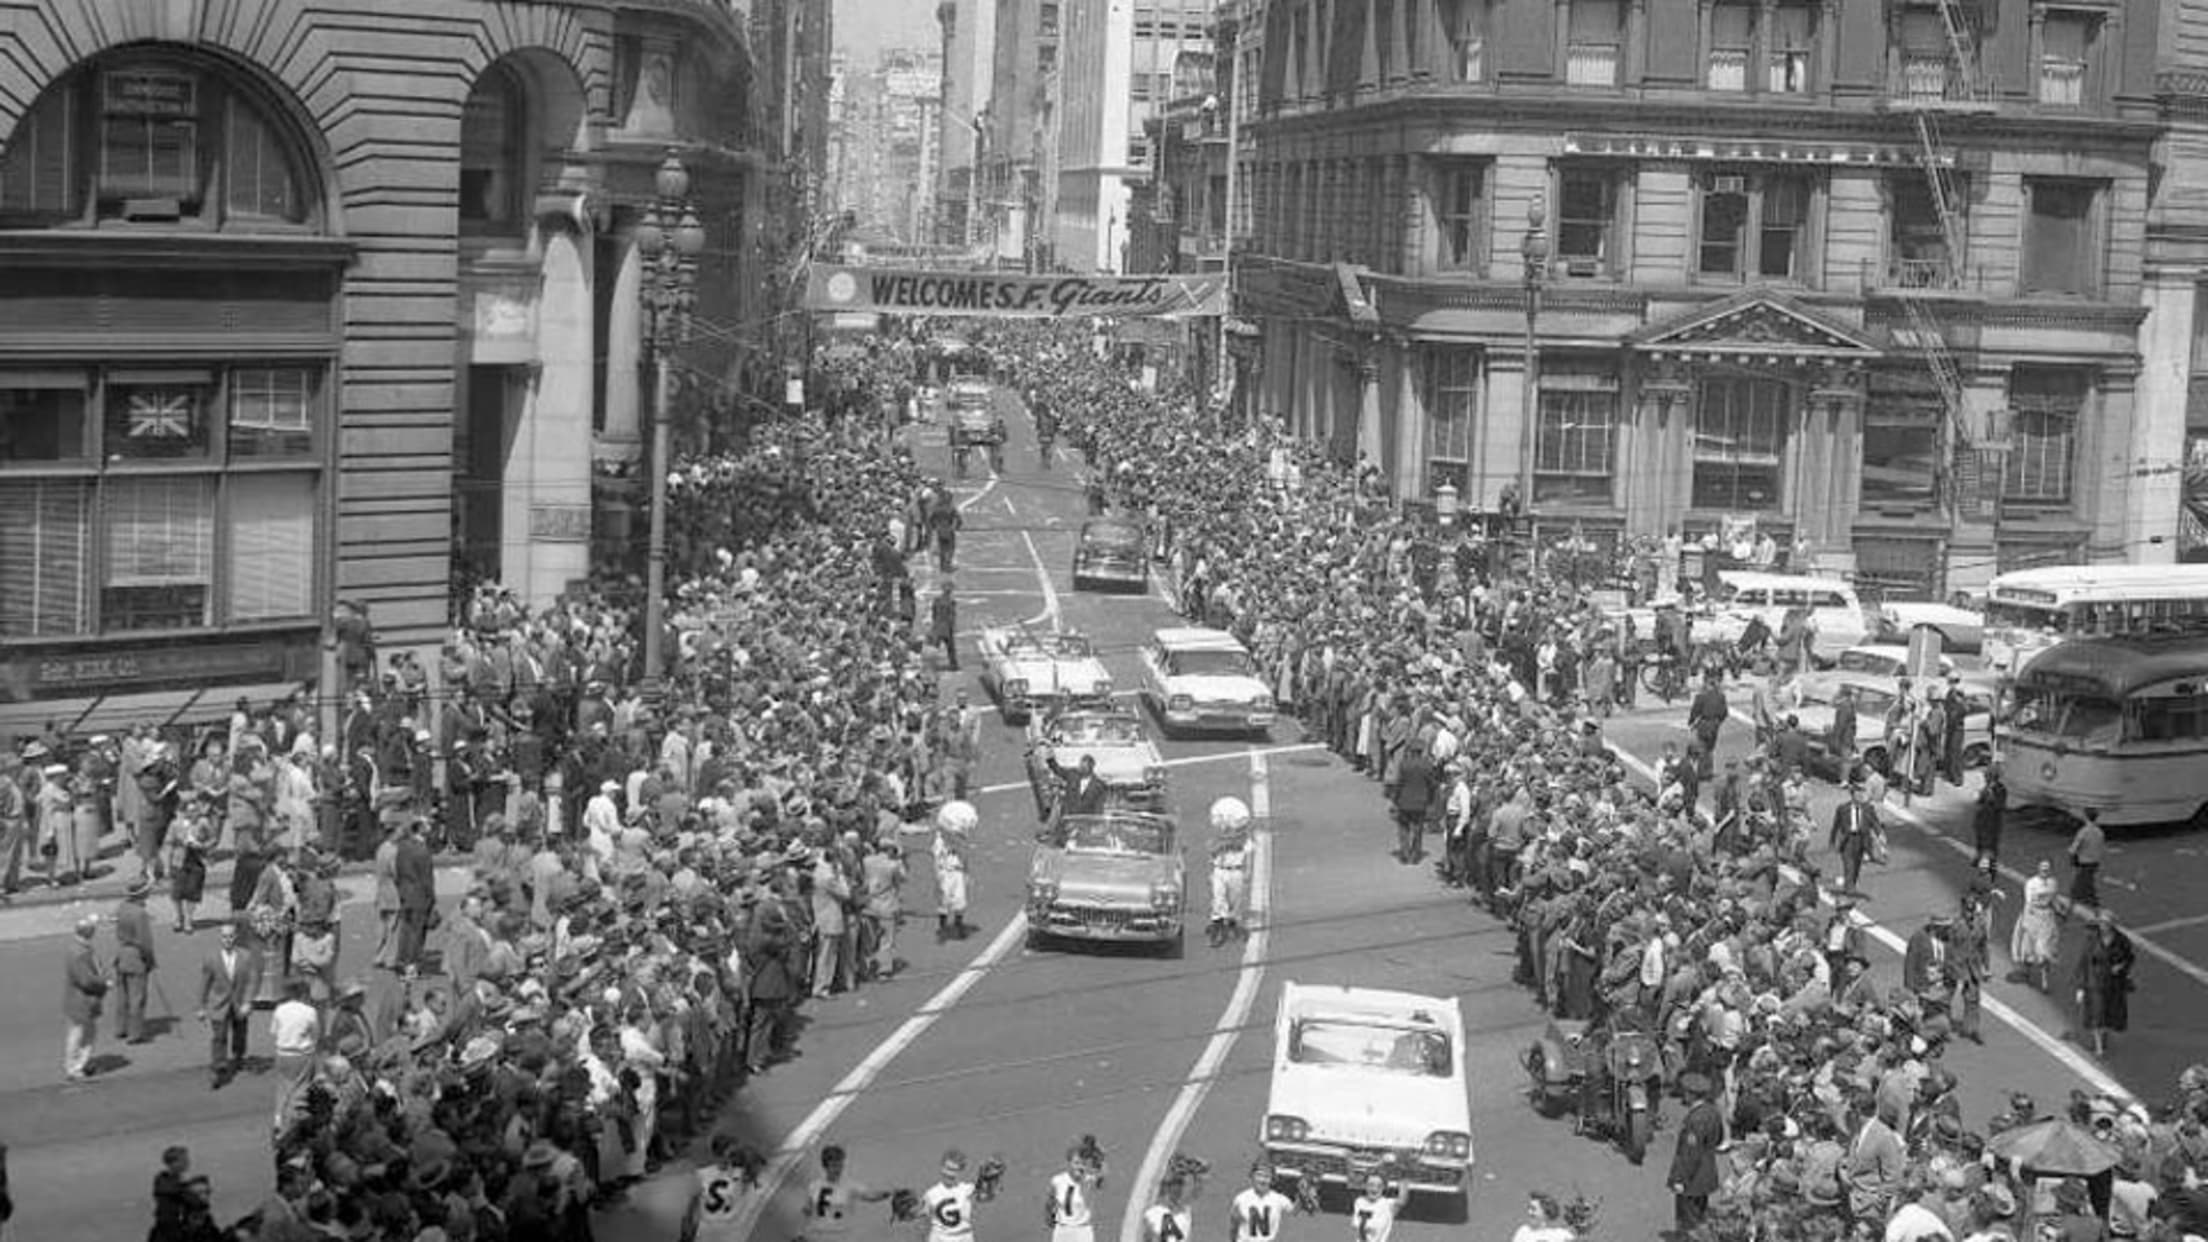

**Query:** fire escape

left=1885, top=0, right=2003, bottom=527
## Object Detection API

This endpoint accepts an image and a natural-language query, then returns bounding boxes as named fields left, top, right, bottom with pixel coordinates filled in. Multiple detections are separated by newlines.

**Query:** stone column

left=1356, top=353, right=1385, bottom=473
left=508, top=220, right=596, bottom=607
left=2129, top=272, right=2193, bottom=564
left=599, top=227, right=645, bottom=460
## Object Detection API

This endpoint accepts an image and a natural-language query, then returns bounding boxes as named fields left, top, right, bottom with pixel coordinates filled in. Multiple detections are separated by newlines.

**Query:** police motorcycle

left=1523, top=1011, right=1668, bottom=1165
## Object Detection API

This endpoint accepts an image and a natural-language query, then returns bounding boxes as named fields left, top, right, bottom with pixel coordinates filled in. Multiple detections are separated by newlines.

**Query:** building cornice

left=0, top=232, right=357, bottom=270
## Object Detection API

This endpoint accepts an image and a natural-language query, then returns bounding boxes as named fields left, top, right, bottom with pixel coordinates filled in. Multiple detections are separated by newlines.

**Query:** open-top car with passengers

left=1025, top=810, right=1186, bottom=953
left=977, top=627, right=1112, bottom=724
left=1025, top=706, right=1168, bottom=818
left=946, top=379, right=1005, bottom=446
left=1262, top=982, right=1473, bottom=1211
left=1139, top=626, right=1275, bottom=738
left=1072, top=517, right=1150, bottom=592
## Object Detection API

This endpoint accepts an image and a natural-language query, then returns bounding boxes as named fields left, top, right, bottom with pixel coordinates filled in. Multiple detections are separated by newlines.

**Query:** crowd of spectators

left=986, top=324, right=2208, bottom=1242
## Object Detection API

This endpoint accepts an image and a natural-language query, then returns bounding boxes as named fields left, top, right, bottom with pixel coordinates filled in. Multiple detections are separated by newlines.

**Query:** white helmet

left=937, top=800, right=979, bottom=834
left=1209, top=796, right=1252, bottom=834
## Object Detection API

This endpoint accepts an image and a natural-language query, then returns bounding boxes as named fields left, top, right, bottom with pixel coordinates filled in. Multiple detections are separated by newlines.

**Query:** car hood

left=1271, top=1064, right=1467, bottom=1146
left=1162, top=673, right=1270, bottom=702
left=1002, top=658, right=1110, bottom=692
left=1054, top=743, right=1159, bottom=782
left=1032, top=850, right=1177, bottom=897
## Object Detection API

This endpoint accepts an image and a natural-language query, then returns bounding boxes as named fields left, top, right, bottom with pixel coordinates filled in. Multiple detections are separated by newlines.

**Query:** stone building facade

left=0, top=0, right=781, bottom=730
left=1238, top=0, right=2167, bottom=596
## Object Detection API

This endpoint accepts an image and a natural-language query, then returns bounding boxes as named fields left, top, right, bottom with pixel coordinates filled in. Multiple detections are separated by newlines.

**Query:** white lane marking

left=1606, top=744, right=2138, bottom=1105
left=1020, top=528, right=1064, bottom=632
left=2129, top=911, right=2208, bottom=937
left=727, top=910, right=1032, bottom=1241
left=967, top=743, right=1327, bottom=798
left=1120, top=749, right=1276, bottom=1242
left=1250, top=750, right=1272, bottom=822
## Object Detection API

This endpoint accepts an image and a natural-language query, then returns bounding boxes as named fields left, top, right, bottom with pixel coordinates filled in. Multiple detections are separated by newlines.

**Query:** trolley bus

left=1980, top=564, right=2208, bottom=675
left=1998, top=636, right=2208, bottom=828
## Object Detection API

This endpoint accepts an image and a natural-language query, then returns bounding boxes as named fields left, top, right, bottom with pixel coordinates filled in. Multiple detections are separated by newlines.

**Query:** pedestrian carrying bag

left=1868, top=823, right=1890, bottom=865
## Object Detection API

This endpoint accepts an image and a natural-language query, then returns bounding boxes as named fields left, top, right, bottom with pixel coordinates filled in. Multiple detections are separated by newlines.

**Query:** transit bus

left=1980, top=564, right=2208, bottom=675
left=1998, top=636, right=2208, bottom=829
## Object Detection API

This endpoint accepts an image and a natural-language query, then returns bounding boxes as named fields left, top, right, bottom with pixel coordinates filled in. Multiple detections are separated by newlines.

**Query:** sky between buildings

left=835, top=0, right=940, bottom=66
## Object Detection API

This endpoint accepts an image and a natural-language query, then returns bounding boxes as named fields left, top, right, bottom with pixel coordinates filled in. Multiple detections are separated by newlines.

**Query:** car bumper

left=1028, top=903, right=1180, bottom=942
left=1263, top=1142, right=1468, bottom=1195
left=1075, top=560, right=1147, bottom=586
left=1162, top=706, right=1275, bottom=733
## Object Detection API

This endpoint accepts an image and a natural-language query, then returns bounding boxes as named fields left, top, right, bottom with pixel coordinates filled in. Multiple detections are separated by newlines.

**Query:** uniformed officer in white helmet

left=1207, top=797, right=1253, bottom=947
left=934, top=799, right=978, bottom=941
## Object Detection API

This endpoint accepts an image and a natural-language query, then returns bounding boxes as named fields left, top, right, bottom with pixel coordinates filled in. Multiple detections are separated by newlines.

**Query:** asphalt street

left=3, top=391, right=2205, bottom=1241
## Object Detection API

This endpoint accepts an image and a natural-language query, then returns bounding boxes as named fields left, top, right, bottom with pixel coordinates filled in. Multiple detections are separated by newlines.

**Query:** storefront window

left=0, top=374, right=93, bottom=463
left=104, top=373, right=213, bottom=462
left=103, top=474, right=216, bottom=631
left=1693, top=376, right=1790, bottom=510
left=0, top=479, right=91, bottom=637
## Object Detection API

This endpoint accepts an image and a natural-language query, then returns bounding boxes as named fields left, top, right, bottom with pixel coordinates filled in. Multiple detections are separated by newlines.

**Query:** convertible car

left=1024, top=706, right=1168, bottom=819
left=977, top=627, right=1113, bottom=724
left=1026, top=811, right=1186, bottom=953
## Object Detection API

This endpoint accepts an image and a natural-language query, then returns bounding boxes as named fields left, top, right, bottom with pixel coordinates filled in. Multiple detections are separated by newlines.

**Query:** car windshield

left=1054, top=715, right=1144, bottom=745
left=1061, top=817, right=1171, bottom=855
left=1085, top=524, right=1144, bottom=549
left=1043, top=634, right=1094, bottom=658
left=1836, top=650, right=1902, bottom=676
left=1167, top=649, right=1254, bottom=677
left=1289, top=1020, right=1452, bottom=1077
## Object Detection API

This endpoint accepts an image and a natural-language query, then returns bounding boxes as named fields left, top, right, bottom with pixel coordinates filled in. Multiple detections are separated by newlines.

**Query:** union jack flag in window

left=127, top=389, right=194, bottom=438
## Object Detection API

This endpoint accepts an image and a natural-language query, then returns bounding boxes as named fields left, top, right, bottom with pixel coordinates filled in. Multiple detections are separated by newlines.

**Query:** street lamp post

left=1518, top=195, right=1549, bottom=578
left=635, top=151, right=707, bottom=702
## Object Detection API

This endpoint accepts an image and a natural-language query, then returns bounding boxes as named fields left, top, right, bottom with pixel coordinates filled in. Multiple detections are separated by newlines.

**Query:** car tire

left=1160, top=930, right=1185, bottom=960
left=1025, top=925, right=1051, bottom=952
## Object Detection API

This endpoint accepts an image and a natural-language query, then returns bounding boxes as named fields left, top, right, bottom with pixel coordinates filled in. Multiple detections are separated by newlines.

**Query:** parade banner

left=804, top=265, right=1227, bottom=319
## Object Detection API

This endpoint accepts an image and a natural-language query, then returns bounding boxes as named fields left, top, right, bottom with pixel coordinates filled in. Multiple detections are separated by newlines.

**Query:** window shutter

left=227, top=472, right=314, bottom=621
left=106, top=475, right=214, bottom=587
left=0, top=480, right=90, bottom=637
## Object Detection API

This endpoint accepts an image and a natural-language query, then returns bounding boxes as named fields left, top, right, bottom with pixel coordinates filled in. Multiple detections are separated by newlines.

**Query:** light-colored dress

left=2011, top=873, right=2062, bottom=967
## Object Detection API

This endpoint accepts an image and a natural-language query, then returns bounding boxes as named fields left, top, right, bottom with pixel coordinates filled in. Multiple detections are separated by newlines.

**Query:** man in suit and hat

left=1669, top=1071, right=1723, bottom=1235
left=1828, top=780, right=1880, bottom=896
left=112, top=872, right=159, bottom=1044
left=1903, top=913, right=1955, bottom=1016
left=930, top=586, right=960, bottom=672
left=61, top=913, right=107, bottom=1080
left=393, top=817, right=436, bottom=970
left=197, top=920, right=258, bottom=1088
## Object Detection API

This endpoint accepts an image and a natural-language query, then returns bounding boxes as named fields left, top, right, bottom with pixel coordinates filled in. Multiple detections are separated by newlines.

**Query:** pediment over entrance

left=1629, top=290, right=1883, bottom=367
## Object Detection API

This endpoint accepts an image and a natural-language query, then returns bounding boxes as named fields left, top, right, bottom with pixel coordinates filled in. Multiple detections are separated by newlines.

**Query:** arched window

left=0, top=55, right=316, bottom=229
left=460, top=64, right=529, bottom=230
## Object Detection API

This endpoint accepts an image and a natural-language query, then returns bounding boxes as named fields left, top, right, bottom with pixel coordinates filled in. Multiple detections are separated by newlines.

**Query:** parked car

left=1872, top=600, right=1986, bottom=654
left=1788, top=673, right=1996, bottom=780
left=977, top=627, right=1112, bottom=724
left=1025, top=707, right=1168, bottom=819
left=1025, top=811, right=1185, bottom=953
left=1072, top=518, right=1150, bottom=592
left=1138, top=626, right=1275, bottom=738
left=1261, top=982, right=1474, bottom=1210
left=1831, top=644, right=1958, bottom=680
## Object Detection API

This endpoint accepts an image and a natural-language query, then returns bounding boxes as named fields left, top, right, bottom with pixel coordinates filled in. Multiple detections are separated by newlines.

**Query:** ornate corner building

left=0, top=0, right=825, bottom=730
left=1234, top=0, right=2207, bottom=597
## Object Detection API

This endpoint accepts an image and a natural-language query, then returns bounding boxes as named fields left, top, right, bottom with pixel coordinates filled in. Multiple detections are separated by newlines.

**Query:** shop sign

left=6, top=636, right=310, bottom=700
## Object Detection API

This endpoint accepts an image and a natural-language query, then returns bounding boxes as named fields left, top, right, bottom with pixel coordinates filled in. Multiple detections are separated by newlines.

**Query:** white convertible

left=976, top=626, right=1113, bottom=724
left=1260, top=982, right=1473, bottom=1208
left=1138, top=626, right=1275, bottom=737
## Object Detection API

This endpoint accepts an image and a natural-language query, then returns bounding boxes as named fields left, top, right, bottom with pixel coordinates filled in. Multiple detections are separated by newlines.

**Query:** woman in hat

left=2076, top=907, right=2136, bottom=1059
left=168, top=794, right=217, bottom=933
left=2011, top=859, right=2063, bottom=993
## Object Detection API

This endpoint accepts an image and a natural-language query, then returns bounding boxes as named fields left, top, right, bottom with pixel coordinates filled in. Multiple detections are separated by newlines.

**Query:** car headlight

left=1423, top=1131, right=1472, bottom=1159
left=1150, top=884, right=1180, bottom=911
left=1094, top=678, right=1112, bottom=696
left=1264, top=1115, right=1310, bottom=1142
left=1253, top=694, right=1276, bottom=711
left=1029, top=880, right=1058, bottom=905
left=1168, top=694, right=1193, bottom=712
left=1005, top=678, right=1029, bottom=698
left=1144, top=764, right=1168, bottom=786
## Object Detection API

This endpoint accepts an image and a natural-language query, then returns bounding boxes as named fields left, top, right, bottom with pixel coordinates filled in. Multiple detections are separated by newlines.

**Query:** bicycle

left=1638, top=649, right=1689, bottom=704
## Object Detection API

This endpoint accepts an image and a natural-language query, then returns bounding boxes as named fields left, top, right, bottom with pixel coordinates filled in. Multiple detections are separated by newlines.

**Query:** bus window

left=2058, top=697, right=2124, bottom=746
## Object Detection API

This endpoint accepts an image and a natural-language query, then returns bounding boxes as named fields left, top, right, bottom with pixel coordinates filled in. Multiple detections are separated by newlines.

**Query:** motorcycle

left=1523, top=1017, right=1667, bottom=1165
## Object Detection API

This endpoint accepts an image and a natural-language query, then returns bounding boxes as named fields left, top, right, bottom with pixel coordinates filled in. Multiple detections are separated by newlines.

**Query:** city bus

left=1999, top=636, right=2208, bottom=829
left=1980, top=564, right=2208, bottom=674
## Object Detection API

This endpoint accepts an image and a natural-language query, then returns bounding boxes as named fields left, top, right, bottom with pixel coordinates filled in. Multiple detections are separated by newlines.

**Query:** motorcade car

left=1787, top=672, right=1996, bottom=780
left=1711, top=570, right=1870, bottom=663
left=977, top=627, right=1112, bottom=724
left=1072, top=518, right=1150, bottom=592
left=1261, top=982, right=1473, bottom=1210
left=1024, top=706, right=1168, bottom=819
left=1025, top=810, right=1185, bottom=952
left=1870, top=600, right=1985, bottom=654
left=1830, top=644, right=1958, bottom=680
left=1138, top=627, right=1275, bottom=738
left=946, top=380, right=1005, bottom=446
